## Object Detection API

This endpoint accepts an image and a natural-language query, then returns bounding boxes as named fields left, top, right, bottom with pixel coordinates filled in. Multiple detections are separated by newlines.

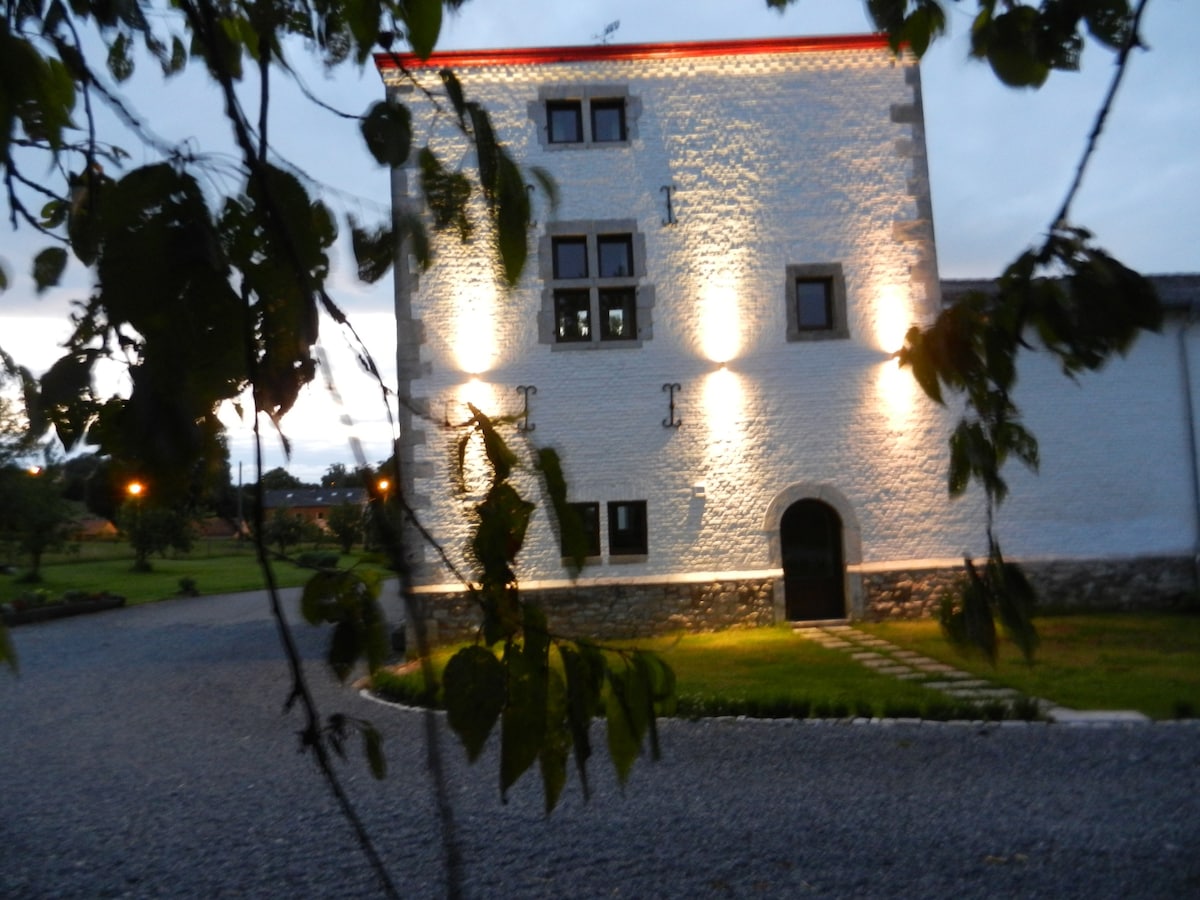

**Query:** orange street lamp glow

left=127, top=481, right=145, bottom=498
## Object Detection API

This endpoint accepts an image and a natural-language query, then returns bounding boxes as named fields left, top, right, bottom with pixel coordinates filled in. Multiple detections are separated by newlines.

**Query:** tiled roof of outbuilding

left=262, top=488, right=367, bottom=509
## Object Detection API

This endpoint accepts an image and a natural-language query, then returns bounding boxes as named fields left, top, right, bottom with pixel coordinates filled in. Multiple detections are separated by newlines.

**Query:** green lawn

left=375, top=614, right=1200, bottom=721
left=373, top=626, right=1022, bottom=722
left=861, top=613, right=1200, bottom=720
left=1, top=541, right=390, bottom=606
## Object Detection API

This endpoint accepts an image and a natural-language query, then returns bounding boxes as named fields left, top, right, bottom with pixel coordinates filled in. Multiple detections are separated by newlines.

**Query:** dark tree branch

left=1049, top=0, right=1152, bottom=234
left=175, top=0, right=404, bottom=895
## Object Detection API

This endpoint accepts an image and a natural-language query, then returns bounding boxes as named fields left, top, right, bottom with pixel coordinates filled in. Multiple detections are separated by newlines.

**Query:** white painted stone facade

left=377, top=37, right=1199, bottom=630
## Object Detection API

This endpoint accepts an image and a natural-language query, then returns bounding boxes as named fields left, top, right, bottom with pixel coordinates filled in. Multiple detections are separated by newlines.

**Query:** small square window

left=597, top=235, right=633, bottom=278
left=547, top=101, right=583, bottom=143
left=591, top=100, right=626, bottom=142
left=608, top=500, right=648, bottom=556
left=600, top=289, right=637, bottom=340
left=562, top=502, right=601, bottom=558
left=795, top=278, right=834, bottom=330
left=552, top=237, right=588, bottom=279
left=554, top=290, right=591, bottom=342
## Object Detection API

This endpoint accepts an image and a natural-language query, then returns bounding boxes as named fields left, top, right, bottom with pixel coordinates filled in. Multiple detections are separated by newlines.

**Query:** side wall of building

left=382, top=45, right=1200, bottom=643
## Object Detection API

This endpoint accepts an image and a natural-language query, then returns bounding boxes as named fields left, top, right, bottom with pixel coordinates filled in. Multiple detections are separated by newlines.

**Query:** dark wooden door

left=781, top=500, right=845, bottom=620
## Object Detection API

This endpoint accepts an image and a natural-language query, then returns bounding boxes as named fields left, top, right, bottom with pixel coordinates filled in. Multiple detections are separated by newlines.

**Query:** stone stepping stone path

left=793, top=622, right=1152, bottom=724
left=793, top=623, right=1033, bottom=715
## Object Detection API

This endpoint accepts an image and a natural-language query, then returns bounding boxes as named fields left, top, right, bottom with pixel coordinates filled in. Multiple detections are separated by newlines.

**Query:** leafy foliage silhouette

left=0, top=0, right=1166, bottom=892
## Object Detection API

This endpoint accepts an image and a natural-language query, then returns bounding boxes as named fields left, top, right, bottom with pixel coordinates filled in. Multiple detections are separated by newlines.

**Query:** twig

left=1048, top=0, right=1152, bottom=234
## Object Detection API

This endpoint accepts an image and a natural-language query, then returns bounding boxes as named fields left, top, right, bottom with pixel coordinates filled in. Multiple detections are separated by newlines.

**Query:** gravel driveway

left=1, top=589, right=1197, bottom=899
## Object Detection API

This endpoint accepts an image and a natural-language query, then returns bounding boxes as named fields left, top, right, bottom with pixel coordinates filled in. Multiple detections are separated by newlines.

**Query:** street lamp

left=126, top=481, right=148, bottom=570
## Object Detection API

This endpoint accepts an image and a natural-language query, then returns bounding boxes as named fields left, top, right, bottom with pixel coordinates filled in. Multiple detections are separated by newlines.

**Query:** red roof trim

left=375, top=34, right=891, bottom=71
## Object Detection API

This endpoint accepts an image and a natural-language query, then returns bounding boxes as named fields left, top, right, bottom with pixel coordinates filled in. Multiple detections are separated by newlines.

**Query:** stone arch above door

left=763, top=483, right=863, bottom=619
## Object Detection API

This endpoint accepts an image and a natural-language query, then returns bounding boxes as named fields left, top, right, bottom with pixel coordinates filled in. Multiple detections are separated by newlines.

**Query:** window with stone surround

left=529, top=86, right=641, bottom=149
left=607, top=500, right=648, bottom=557
left=539, top=220, right=653, bottom=348
left=785, top=263, right=849, bottom=341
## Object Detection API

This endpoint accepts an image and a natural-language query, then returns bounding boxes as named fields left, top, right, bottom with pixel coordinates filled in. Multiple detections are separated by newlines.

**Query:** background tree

left=262, top=507, right=308, bottom=556
left=259, top=467, right=309, bottom=491
left=321, top=462, right=366, bottom=488
left=0, top=465, right=76, bottom=580
left=118, top=500, right=193, bottom=571
left=326, top=502, right=364, bottom=553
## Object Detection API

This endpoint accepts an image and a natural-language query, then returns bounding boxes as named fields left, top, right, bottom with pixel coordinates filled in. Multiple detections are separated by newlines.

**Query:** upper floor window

left=785, top=263, right=849, bottom=341
left=547, top=100, right=583, bottom=144
left=530, top=86, right=641, bottom=149
left=590, top=99, right=626, bottom=142
left=540, top=220, right=654, bottom=349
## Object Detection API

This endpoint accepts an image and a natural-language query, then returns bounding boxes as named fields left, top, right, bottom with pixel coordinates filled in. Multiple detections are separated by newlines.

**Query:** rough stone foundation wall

left=863, top=555, right=1198, bottom=620
left=411, top=578, right=776, bottom=647
left=409, top=556, right=1196, bottom=647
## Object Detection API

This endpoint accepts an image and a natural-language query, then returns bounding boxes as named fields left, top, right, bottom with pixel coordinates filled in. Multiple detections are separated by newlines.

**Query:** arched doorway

left=781, top=499, right=845, bottom=620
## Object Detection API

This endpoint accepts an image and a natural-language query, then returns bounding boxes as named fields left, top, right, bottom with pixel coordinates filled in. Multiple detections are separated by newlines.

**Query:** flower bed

left=2, top=591, right=126, bottom=626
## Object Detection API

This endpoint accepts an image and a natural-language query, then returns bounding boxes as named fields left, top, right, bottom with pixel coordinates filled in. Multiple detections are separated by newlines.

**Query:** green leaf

left=165, top=36, right=187, bottom=76
left=899, top=1, right=947, bottom=58
left=560, top=643, right=604, bottom=799
left=962, top=559, right=999, bottom=665
left=361, top=722, right=387, bottom=779
left=37, top=352, right=94, bottom=447
left=300, top=570, right=344, bottom=623
left=539, top=668, right=571, bottom=813
left=400, top=0, right=443, bottom=60
left=467, top=404, right=518, bottom=485
left=493, top=153, right=531, bottom=287
left=443, top=645, right=506, bottom=762
left=439, top=69, right=468, bottom=128
left=32, top=247, right=67, bottom=292
left=500, top=643, right=547, bottom=800
left=990, top=551, right=1039, bottom=663
left=349, top=215, right=395, bottom=283
left=0, top=619, right=16, bottom=674
left=363, top=612, right=389, bottom=675
left=527, top=166, right=560, bottom=215
left=360, top=100, right=412, bottom=167
left=327, top=620, right=360, bottom=682
left=535, top=447, right=588, bottom=576
left=397, top=210, right=430, bottom=271
left=866, top=0, right=907, bottom=45
left=604, top=668, right=640, bottom=785
left=1085, top=0, right=1134, bottom=49
left=418, top=147, right=472, bottom=240
left=40, top=199, right=68, bottom=229
left=107, top=31, right=134, bottom=82
left=0, top=261, right=8, bottom=293
left=947, top=420, right=972, bottom=497
left=980, top=8, right=1051, bottom=87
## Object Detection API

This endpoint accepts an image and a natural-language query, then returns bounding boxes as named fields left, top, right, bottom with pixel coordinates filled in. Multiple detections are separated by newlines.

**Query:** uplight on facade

left=452, top=289, right=499, bottom=375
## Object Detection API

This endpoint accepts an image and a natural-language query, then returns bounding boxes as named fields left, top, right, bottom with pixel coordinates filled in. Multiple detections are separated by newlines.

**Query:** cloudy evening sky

left=1, top=0, right=1196, bottom=482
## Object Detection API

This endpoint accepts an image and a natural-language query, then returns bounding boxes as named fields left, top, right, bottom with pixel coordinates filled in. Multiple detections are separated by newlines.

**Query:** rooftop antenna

left=593, top=20, right=620, bottom=45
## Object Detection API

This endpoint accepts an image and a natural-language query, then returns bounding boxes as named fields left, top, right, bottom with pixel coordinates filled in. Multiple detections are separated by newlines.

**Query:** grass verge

left=860, top=613, right=1200, bottom=720
left=372, top=626, right=1033, bottom=722
left=1, top=545, right=389, bottom=607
